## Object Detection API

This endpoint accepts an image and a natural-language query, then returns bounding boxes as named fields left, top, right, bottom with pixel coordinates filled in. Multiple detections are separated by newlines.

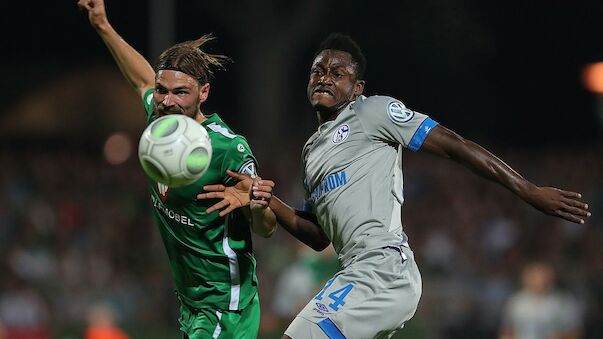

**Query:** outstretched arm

left=198, top=171, right=331, bottom=251
left=269, top=197, right=331, bottom=252
left=78, top=0, right=155, bottom=97
left=421, top=125, right=591, bottom=224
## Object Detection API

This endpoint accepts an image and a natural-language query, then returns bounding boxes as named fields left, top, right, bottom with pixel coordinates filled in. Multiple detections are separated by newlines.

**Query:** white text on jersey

left=151, top=195, right=195, bottom=227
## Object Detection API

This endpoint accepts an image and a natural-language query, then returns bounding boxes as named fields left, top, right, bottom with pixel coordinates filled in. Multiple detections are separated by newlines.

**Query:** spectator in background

left=0, top=275, right=50, bottom=339
left=85, top=303, right=129, bottom=339
left=500, top=262, right=582, bottom=339
left=271, top=244, right=339, bottom=322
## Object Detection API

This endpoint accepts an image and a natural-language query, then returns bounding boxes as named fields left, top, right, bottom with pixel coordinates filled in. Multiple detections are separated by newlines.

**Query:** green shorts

left=179, top=294, right=260, bottom=339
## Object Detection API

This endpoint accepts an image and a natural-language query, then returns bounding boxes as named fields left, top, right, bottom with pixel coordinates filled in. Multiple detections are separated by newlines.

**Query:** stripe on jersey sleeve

left=408, top=117, right=438, bottom=152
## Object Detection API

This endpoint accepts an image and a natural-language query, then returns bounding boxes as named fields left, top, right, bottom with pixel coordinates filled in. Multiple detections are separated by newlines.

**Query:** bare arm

left=268, top=196, right=331, bottom=251
left=78, top=0, right=155, bottom=97
left=248, top=177, right=277, bottom=238
left=198, top=171, right=330, bottom=250
left=249, top=207, right=277, bottom=238
left=421, top=125, right=590, bottom=223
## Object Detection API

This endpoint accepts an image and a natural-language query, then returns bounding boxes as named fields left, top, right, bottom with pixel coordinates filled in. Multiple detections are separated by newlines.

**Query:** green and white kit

left=143, top=89, right=260, bottom=339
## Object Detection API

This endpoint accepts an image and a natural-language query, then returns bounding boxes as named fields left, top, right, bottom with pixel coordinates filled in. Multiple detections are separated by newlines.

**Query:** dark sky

left=3, top=0, right=603, bottom=147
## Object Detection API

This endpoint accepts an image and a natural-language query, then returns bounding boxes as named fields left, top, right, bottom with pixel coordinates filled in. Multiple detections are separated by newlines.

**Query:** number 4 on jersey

left=314, top=279, right=354, bottom=311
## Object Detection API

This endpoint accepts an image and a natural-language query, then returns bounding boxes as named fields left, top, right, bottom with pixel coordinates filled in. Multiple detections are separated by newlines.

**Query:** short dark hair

left=155, top=34, right=230, bottom=85
left=315, top=33, right=366, bottom=80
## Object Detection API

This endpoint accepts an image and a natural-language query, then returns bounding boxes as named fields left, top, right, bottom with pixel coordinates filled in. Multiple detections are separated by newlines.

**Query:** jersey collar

left=201, top=113, right=223, bottom=127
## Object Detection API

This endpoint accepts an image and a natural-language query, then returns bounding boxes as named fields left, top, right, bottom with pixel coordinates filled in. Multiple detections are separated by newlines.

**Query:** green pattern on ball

left=151, top=116, right=179, bottom=138
left=186, top=148, right=210, bottom=174
left=141, top=159, right=166, bottom=184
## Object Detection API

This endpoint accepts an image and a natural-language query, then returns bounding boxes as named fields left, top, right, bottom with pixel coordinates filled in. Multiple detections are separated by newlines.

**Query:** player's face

left=153, top=70, right=209, bottom=118
left=307, top=50, right=364, bottom=114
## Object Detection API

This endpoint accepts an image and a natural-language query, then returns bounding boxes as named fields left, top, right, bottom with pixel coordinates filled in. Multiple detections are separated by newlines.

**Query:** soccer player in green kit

left=78, top=1, right=277, bottom=338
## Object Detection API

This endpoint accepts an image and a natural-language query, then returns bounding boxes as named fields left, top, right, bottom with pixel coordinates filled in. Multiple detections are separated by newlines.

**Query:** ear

left=353, top=80, right=365, bottom=96
left=198, top=83, right=211, bottom=103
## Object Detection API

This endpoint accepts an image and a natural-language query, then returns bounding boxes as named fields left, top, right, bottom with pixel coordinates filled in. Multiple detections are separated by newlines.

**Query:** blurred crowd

left=0, top=144, right=601, bottom=339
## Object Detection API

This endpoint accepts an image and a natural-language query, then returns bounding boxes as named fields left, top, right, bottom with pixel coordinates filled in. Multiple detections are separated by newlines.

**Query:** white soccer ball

left=138, top=115, right=212, bottom=187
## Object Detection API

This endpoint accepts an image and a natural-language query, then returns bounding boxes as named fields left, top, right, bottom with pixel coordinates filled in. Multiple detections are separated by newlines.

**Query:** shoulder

left=352, top=95, right=414, bottom=122
left=206, top=119, right=255, bottom=157
left=303, top=130, right=320, bottom=148
left=352, top=95, right=403, bottom=112
left=301, top=130, right=320, bottom=159
left=209, top=123, right=257, bottom=176
left=223, top=135, right=257, bottom=176
left=206, top=121, right=238, bottom=140
left=211, top=131, right=252, bottom=155
left=227, top=135, right=253, bottom=155
left=205, top=120, right=248, bottom=147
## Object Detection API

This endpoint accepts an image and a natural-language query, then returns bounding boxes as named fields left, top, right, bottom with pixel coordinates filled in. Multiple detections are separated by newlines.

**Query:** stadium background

left=0, top=0, right=601, bottom=338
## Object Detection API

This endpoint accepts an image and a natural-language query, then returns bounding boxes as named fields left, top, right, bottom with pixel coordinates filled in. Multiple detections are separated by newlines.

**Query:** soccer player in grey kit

left=200, top=33, right=591, bottom=339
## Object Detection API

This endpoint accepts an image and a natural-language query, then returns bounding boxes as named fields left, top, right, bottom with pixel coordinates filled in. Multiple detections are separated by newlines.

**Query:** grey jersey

left=302, top=95, right=438, bottom=265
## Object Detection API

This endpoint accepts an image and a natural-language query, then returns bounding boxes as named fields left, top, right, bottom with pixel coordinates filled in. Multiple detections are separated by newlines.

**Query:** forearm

left=425, top=126, right=536, bottom=200
left=250, top=207, right=277, bottom=238
left=452, top=138, right=535, bottom=198
left=269, top=196, right=330, bottom=251
left=422, top=125, right=590, bottom=223
left=92, top=21, right=155, bottom=95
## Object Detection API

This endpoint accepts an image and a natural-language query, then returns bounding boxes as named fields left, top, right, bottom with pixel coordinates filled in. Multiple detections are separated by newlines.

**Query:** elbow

left=261, top=227, right=277, bottom=239
left=309, top=227, right=331, bottom=251
left=251, top=208, right=277, bottom=238
left=254, top=223, right=277, bottom=239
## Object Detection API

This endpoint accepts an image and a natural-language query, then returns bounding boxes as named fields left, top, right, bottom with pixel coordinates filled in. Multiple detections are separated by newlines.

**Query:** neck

left=317, top=100, right=351, bottom=125
left=194, top=111, right=207, bottom=123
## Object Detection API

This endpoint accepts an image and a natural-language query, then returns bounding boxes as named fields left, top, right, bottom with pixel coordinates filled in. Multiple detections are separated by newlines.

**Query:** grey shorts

left=285, top=245, right=422, bottom=339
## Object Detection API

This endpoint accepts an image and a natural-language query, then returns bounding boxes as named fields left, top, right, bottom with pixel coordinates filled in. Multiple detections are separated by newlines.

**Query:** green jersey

left=142, top=89, right=259, bottom=312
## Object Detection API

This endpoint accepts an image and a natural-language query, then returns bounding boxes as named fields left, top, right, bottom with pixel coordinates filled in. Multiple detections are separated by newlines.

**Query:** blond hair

left=155, top=34, right=230, bottom=84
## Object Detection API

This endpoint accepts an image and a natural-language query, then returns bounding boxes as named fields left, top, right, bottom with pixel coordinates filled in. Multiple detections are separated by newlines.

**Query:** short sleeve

left=354, top=95, right=438, bottom=152
left=142, top=88, right=155, bottom=123
left=222, top=136, right=258, bottom=185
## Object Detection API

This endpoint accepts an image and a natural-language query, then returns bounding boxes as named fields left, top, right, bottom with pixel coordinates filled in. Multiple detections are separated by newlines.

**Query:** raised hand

left=77, top=0, right=109, bottom=28
left=524, top=186, right=591, bottom=224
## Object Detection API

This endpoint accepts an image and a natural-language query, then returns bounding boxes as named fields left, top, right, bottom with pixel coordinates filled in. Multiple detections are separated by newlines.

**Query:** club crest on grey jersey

left=332, top=124, right=350, bottom=144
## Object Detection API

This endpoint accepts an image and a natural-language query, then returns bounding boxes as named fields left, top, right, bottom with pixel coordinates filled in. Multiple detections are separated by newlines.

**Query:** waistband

left=340, top=239, right=410, bottom=268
